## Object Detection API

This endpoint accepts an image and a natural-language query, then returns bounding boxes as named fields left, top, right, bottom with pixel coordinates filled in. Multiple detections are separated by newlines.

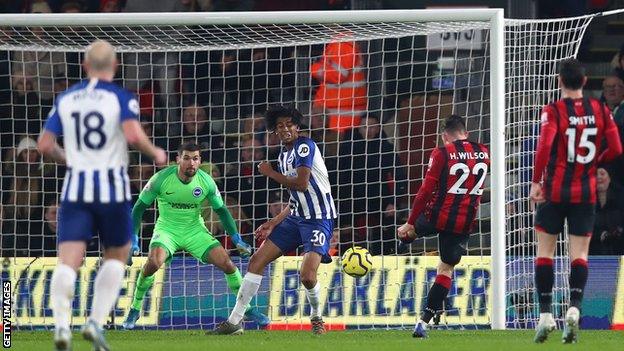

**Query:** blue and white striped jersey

left=43, top=78, right=139, bottom=203
left=277, top=136, right=337, bottom=220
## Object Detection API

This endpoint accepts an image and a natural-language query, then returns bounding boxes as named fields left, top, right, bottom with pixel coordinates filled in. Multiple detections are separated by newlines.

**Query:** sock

left=422, top=274, right=451, bottom=323
left=131, top=271, right=156, bottom=311
left=51, top=263, right=77, bottom=331
left=305, top=282, right=321, bottom=319
left=535, top=257, right=554, bottom=314
left=227, top=272, right=262, bottom=325
left=225, top=268, right=252, bottom=312
left=569, top=258, right=588, bottom=309
left=89, top=259, right=125, bottom=327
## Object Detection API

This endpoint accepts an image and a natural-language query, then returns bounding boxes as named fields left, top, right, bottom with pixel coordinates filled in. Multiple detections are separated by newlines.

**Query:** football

left=341, top=246, right=373, bottom=278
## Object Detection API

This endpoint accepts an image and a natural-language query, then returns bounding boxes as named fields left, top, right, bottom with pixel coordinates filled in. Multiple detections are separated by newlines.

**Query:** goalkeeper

left=123, top=142, right=269, bottom=329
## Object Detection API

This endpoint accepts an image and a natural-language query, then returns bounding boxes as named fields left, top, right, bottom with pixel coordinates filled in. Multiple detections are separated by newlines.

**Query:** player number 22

left=448, top=162, right=488, bottom=195
left=565, top=127, right=596, bottom=164
left=70, top=111, right=107, bottom=150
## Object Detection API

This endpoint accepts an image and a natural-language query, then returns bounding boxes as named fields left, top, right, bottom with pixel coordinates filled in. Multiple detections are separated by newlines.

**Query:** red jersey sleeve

left=407, top=148, right=445, bottom=225
left=598, top=105, right=623, bottom=164
left=532, top=105, right=558, bottom=183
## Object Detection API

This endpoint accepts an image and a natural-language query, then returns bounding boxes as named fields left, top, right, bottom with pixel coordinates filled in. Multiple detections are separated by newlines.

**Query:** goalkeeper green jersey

left=139, top=165, right=223, bottom=233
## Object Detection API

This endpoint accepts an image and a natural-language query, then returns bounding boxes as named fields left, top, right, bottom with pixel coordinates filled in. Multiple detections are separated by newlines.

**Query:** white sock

left=51, top=263, right=77, bottom=331
left=228, top=272, right=262, bottom=325
left=89, top=259, right=125, bottom=327
left=305, top=282, right=321, bottom=319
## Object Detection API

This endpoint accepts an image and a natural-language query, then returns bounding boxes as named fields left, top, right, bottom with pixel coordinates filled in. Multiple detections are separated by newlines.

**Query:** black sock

left=569, top=258, right=588, bottom=309
left=535, top=257, right=554, bottom=314
left=422, top=275, right=451, bottom=323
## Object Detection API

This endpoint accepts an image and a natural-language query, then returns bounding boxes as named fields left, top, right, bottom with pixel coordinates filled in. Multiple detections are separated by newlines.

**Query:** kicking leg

left=562, top=234, right=591, bottom=344
left=534, top=230, right=557, bottom=343
left=123, top=246, right=168, bottom=329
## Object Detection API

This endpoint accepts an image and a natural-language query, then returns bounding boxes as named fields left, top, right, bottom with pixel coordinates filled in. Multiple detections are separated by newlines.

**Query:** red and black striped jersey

left=407, top=139, right=490, bottom=235
left=532, top=97, right=622, bottom=204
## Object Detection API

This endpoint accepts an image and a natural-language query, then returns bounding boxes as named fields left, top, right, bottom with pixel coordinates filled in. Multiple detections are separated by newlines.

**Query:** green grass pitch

left=12, top=329, right=624, bottom=351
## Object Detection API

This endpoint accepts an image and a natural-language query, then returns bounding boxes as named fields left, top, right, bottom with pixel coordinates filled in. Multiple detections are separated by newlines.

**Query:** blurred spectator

left=124, top=0, right=191, bottom=11
left=0, top=137, right=59, bottom=256
left=208, top=196, right=254, bottom=253
left=129, top=163, right=155, bottom=198
left=590, top=167, right=624, bottom=255
left=42, top=200, right=58, bottom=256
left=337, top=114, right=407, bottom=253
left=170, top=104, right=226, bottom=164
left=60, top=1, right=83, bottom=12
left=611, top=44, right=624, bottom=83
left=99, top=0, right=120, bottom=12
left=311, top=35, right=367, bottom=132
left=601, top=75, right=624, bottom=112
left=10, top=73, right=42, bottom=137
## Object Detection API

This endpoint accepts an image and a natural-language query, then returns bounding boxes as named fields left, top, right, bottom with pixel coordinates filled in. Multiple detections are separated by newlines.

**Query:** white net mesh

left=0, top=10, right=601, bottom=331
left=504, top=15, right=594, bottom=329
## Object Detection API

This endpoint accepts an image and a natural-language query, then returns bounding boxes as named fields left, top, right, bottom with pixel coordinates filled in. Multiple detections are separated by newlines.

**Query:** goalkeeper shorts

left=149, top=228, right=221, bottom=264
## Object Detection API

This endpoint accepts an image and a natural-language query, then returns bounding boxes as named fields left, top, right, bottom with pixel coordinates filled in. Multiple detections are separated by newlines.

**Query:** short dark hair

left=442, top=114, right=466, bottom=134
left=559, top=58, right=585, bottom=90
left=178, top=142, right=201, bottom=155
left=265, top=105, right=303, bottom=132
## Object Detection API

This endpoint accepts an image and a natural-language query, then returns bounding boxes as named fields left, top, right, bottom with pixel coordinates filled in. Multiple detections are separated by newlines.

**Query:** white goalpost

left=0, top=8, right=610, bottom=332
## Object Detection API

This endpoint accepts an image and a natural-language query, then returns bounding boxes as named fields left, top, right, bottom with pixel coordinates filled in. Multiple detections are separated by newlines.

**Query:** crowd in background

left=1, top=0, right=623, bottom=259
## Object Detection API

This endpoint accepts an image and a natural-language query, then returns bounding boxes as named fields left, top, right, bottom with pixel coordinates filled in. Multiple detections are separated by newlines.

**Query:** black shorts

left=534, top=201, right=595, bottom=236
left=415, top=214, right=470, bottom=265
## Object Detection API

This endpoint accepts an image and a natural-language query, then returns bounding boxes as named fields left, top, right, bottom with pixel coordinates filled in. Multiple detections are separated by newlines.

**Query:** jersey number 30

left=71, top=111, right=107, bottom=150
left=448, top=162, right=488, bottom=195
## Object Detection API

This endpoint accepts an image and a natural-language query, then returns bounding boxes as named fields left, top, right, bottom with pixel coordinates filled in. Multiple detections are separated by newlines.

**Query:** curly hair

left=265, top=105, right=303, bottom=132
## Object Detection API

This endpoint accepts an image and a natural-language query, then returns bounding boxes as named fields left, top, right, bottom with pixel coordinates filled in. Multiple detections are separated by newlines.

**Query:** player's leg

left=196, top=233, right=270, bottom=327
left=414, top=232, right=468, bottom=338
left=124, top=231, right=176, bottom=329
left=299, top=218, right=334, bottom=335
left=562, top=204, right=595, bottom=344
left=82, top=202, right=132, bottom=351
left=211, top=217, right=300, bottom=334
left=51, top=202, right=93, bottom=351
left=533, top=201, right=563, bottom=343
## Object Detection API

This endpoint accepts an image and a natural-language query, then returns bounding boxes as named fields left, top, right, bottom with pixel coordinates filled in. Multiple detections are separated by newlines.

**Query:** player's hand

left=153, top=147, right=167, bottom=167
left=257, top=161, right=273, bottom=177
left=397, top=223, right=416, bottom=243
left=254, top=222, right=274, bottom=242
left=230, top=233, right=252, bottom=258
left=127, top=235, right=141, bottom=265
left=530, top=182, right=545, bottom=203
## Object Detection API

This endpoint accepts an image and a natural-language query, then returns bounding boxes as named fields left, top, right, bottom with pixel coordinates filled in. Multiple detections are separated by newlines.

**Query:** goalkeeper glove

left=230, top=233, right=252, bottom=258
left=127, top=234, right=141, bottom=265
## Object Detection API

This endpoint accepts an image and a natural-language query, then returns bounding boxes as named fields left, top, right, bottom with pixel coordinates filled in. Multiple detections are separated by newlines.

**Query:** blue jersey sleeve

left=293, top=138, right=316, bottom=168
left=43, top=102, right=62, bottom=136
left=118, top=89, right=140, bottom=122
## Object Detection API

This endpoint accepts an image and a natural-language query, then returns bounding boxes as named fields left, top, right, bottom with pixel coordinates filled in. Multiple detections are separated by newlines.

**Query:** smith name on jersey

left=43, top=78, right=139, bottom=204
left=277, top=136, right=337, bottom=220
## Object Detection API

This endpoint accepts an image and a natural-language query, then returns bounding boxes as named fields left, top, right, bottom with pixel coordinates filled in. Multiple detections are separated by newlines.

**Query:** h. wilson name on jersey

left=448, top=151, right=490, bottom=160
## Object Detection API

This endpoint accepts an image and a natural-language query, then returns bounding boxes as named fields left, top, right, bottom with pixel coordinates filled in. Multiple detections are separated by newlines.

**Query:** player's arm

left=37, top=103, right=66, bottom=164
left=255, top=204, right=290, bottom=242
left=128, top=171, right=163, bottom=260
left=530, top=106, right=558, bottom=202
left=119, top=91, right=167, bottom=166
left=597, top=106, right=623, bottom=164
left=258, top=163, right=310, bottom=192
left=204, top=174, right=252, bottom=257
left=398, top=149, right=444, bottom=242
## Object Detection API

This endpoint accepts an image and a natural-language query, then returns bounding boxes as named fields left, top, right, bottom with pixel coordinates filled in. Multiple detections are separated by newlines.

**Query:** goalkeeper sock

left=305, top=282, right=321, bottom=319
left=131, top=271, right=156, bottom=311
left=89, top=259, right=125, bottom=327
left=535, top=257, right=554, bottom=313
left=569, top=258, right=588, bottom=309
left=225, top=268, right=252, bottom=312
left=51, top=263, right=77, bottom=331
left=422, top=274, right=451, bottom=323
left=228, top=272, right=262, bottom=325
